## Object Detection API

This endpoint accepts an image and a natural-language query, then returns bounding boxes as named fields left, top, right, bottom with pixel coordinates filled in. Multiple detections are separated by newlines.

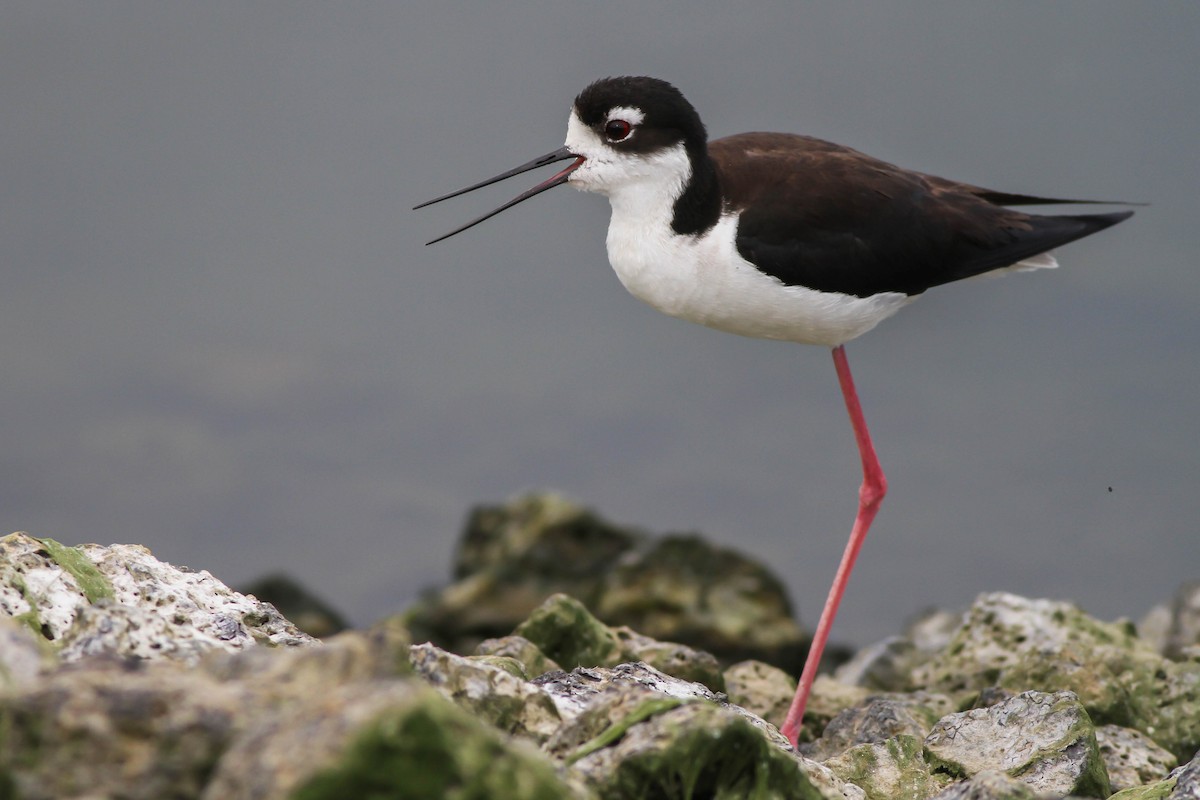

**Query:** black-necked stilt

left=416, top=76, right=1133, bottom=746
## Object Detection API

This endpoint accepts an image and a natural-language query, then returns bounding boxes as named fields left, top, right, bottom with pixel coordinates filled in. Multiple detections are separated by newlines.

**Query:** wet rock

left=913, top=592, right=1200, bottom=762
left=401, top=493, right=806, bottom=671
left=924, top=690, right=1110, bottom=798
left=824, top=734, right=951, bottom=800
left=237, top=572, right=348, bottom=638
left=1097, top=725, right=1178, bottom=791
left=1, top=532, right=314, bottom=663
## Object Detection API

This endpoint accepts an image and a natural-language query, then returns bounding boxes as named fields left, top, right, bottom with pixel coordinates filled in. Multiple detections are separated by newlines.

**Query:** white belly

left=605, top=211, right=913, bottom=347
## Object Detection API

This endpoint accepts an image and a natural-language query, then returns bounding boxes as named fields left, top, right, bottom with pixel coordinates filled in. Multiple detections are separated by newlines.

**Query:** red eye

left=605, top=119, right=633, bottom=141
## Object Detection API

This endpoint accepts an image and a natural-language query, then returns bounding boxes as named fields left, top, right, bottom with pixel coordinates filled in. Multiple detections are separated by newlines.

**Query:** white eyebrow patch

left=606, top=106, right=645, bottom=125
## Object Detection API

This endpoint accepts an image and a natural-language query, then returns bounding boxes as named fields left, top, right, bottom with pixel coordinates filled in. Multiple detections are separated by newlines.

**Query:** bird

left=415, top=76, right=1133, bottom=746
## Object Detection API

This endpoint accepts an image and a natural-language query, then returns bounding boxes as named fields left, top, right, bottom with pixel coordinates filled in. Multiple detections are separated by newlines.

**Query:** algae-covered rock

left=403, top=493, right=642, bottom=652
left=203, top=680, right=582, bottom=800
left=591, top=532, right=807, bottom=672
left=237, top=572, right=348, bottom=638
left=474, top=634, right=562, bottom=677
left=401, top=493, right=806, bottom=671
left=724, top=659, right=796, bottom=730
left=514, top=593, right=626, bottom=670
left=611, top=624, right=725, bottom=692
left=912, top=592, right=1200, bottom=762
left=513, top=592, right=726, bottom=692
left=823, top=734, right=951, bottom=800
left=1097, top=724, right=1178, bottom=791
left=808, top=692, right=954, bottom=762
left=568, top=701, right=832, bottom=800
left=924, top=690, right=1110, bottom=798
left=0, top=532, right=315, bottom=663
left=410, top=642, right=562, bottom=742
left=927, top=770, right=1051, bottom=800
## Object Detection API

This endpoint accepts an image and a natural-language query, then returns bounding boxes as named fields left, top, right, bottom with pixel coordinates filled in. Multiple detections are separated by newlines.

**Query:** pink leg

left=780, top=344, right=888, bottom=746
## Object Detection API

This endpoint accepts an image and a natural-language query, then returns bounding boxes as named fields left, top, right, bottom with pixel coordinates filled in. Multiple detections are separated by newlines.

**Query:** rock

left=610, top=624, right=725, bottom=692
left=591, top=532, right=808, bottom=672
left=237, top=572, right=348, bottom=638
left=0, top=532, right=315, bottom=663
left=912, top=591, right=1200, bottom=762
left=834, top=609, right=965, bottom=693
left=833, top=635, right=919, bottom=692
left=403, top=493, right=642, bottom=652
left=1161, top=582, right=1200, bottom=661
left=724, top=659, right=796, bottom=729
left=513, top=592, right=625, bottom=670
left=473, top=634, right=562, bottom=676
left=1172, top=752, right=1200, bottom=800
left=202, top=680, right=582, bottom=800
left=6, top=500, right=1200, bottom=799
left=1097, top=725, right=1178, bottom=791
left=401, top=493, right=807, bottom=671
left=529, top=661, right=852, bottom=800
left=513, top=593, right=726, bottom=692
left=534, top=660, right=726, bottom=722
left=927, top=770, right=1052, bottom=800
left=808, top=692, right=954, bottom=762
left=0, top=615, right=50, bottom=690
left=409, top=642, right=562, bottom=742
left=924, top=690, right=1111, bottom=798
left=203, top=623, right=414, bottom=703
left=823, top=734, right=951, bottom=800
left=569, top=701, right=832, bottom=800
left=0, top=660, right=244, bottom=800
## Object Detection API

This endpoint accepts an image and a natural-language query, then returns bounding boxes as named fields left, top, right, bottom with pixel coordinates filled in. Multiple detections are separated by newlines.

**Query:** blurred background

left=3, top=2, right=1197, bottom=646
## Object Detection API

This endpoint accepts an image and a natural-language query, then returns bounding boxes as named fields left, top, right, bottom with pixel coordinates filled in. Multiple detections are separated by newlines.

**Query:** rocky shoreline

left=1, top=493, right=1197, bottom=799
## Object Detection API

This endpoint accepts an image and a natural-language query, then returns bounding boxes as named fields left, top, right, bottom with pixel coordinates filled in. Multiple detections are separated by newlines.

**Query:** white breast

left=602, top=186, right=912, bottom=348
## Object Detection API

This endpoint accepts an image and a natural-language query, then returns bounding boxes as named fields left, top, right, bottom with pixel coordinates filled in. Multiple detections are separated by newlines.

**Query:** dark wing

left=710, top=133, right=1132, bottom=298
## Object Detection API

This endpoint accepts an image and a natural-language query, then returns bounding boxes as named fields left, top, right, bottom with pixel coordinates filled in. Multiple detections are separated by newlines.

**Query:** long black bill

left=415, top=146, right=584, bottom=245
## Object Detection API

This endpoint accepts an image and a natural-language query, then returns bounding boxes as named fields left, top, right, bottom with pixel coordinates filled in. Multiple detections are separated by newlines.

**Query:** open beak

left=415, top=146, right=585, bottom=245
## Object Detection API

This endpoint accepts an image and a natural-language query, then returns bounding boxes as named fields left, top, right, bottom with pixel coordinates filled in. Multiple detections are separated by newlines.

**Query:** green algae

left=35, top=538, right=113, bottom=604
left=583, top=703, right=825, bottom=800
left=290, top=689, right=575, bottom=800
left=566, top=696, right=684, bottom=765
left=824, top=734, right=950, bottom=800
left=1107, top=776, right=1178, bottom=800
left=514, top=593, right=624, bottom=669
